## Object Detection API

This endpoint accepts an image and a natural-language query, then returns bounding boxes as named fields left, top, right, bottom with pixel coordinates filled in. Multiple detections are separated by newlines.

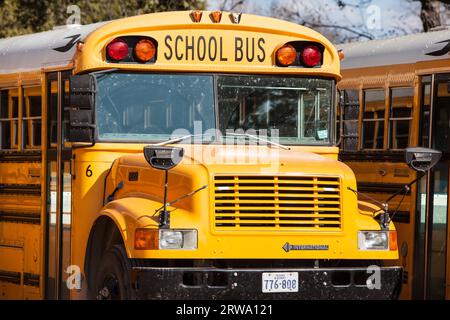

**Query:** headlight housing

left=134, top=228, right=198, bottom=250
left=159, top=229, right=198, bottom=250
left=358, top=231, right=390, bottom=250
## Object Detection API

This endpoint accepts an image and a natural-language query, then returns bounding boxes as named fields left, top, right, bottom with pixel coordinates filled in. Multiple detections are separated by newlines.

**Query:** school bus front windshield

left=96, top=73, right=334, bottom=145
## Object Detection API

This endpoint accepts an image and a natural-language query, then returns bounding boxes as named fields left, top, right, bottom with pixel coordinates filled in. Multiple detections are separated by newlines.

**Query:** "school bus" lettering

left=164, top=35, right=266, bottom=63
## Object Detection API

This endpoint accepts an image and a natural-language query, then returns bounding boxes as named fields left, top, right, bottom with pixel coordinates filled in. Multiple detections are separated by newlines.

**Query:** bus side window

left=23, top=93, right=42, bottom=149
left=342, top=89, right=359, bottom=151
left=389, top=87, right=413, bottom=150
left=49, top=93, right=58, bottom=146
left=362, top=89, right=385, bottom=150
left=0, top=90, right=11, bottom=150
left=0, top=90, right=10, bottom=149
left=1, top=90, right=20, bottom=150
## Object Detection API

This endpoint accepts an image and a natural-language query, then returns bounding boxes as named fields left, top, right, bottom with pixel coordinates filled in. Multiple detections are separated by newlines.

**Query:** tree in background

left=416, top=0, right=450, bottom=31
left=265, top=0, right=450, bottom=43
left=270, top=0, right=380, bottom=42
left=0, top=0, right=205, bottom=38
left=1, top=0, right=450, bottom=40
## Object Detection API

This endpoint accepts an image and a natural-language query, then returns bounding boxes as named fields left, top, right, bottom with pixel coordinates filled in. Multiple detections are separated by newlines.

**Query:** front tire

left=93, top=245, right=135, bottom=300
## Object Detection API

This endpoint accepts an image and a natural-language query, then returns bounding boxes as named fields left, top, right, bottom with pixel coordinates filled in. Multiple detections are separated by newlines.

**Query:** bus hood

left=105, top=145, right=357, bottom=212
left=112, top=144, right=355, bottom=180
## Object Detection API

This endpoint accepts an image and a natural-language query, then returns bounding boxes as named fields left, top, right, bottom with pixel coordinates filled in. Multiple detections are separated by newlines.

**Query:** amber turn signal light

left=276, top=44, right=297, bottom=66
left=135, top=228, right=158, bottom=250
left=389, top=231, right=398, bottom=251
left=134, top=39, right=156, bottom=62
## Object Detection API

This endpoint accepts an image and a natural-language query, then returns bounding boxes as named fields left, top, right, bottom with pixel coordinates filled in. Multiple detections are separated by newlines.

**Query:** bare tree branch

left=219, top=0, right=228, bottom=10
left=334, top=0, right=372, bottom=8
left=218, top=0, right=245, bottom=11
left=270, top=2, right=375, bottom=43
left=306, top=23, right=375, bottom=40
left=267, top=0, right=431, bottom=43
left=229, top=0, right=244, bottom=11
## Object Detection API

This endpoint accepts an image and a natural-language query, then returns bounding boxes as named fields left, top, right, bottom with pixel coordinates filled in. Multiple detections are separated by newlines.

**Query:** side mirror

left=405, top=147, right=442, bottom=172
left=143, top=146, right=184, bottom=171
left=68, top=74, right=96, bottom=142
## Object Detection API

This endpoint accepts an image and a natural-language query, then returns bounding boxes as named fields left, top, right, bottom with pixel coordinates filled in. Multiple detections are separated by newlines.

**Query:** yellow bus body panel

left=74, top=11, right=341, bottom=79
left=71, top=143, right=397, bottom=273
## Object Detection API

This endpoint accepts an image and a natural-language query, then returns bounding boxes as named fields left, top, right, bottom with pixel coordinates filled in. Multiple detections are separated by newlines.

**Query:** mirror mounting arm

left=381, top=147, right=441, bottom=228
left=143, top=146, right=185, bottom=229
left=384, top=171, right=425, bottom=204
left=160, top=170, right=170, bottom=229
left=380, top=210, right=389, bottom=230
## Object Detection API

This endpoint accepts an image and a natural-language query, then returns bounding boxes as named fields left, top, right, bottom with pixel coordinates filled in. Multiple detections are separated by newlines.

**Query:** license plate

left=262, top=272, right=299, bottom=293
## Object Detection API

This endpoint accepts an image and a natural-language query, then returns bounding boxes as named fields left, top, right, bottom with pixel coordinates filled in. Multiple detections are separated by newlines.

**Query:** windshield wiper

left=154, top=132, right=290, bottom=150
left=224, top=133, right=290, bottom=150
left=152, top=134, right=213, bottom=146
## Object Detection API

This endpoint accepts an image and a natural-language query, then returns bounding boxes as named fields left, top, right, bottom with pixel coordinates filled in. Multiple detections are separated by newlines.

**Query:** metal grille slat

left=213, top=175, right=342, bottom=231
left=215, top=186, right=338, bottom=191
left=217, top=220, right=341, bottom=225
left=215, top=213, right=341, bottom=218
left=215, top=193, right=340, bottom=198
left=215, top=206, right=340, bottom=212
left=214, top=179, right=340, bottom=185
left=215, top=199, right=340, bottom=204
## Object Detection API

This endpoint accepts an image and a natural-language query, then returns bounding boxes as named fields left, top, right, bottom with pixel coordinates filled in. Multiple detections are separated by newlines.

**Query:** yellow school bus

left=0, top=10, right=402, bottom=300
left=338, top=28, right=450, bottom=299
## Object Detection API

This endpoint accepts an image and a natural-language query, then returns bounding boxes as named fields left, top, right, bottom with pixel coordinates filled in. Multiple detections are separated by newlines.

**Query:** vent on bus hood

left=213, top=175, right=342, bottom=231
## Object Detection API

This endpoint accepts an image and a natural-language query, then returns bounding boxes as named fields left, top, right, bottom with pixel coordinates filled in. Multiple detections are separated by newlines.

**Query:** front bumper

left=131, top=266, right=402, bottom=300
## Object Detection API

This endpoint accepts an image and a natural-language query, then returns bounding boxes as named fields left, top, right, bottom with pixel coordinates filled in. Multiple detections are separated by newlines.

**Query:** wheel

left=93, top=245, right=135, bottom=300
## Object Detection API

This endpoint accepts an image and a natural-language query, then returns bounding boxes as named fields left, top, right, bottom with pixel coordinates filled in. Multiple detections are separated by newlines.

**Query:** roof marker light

left=230, top=12, right=242, bottom=24
left=338, top=49, right=345, bottom=61
left=76, top=41, right=84, bottom=53
left=106, top=38, right=129, bottom=61
left=211, top=11, right=222, bottom=23
left=191, top=10, right=203, bottom=23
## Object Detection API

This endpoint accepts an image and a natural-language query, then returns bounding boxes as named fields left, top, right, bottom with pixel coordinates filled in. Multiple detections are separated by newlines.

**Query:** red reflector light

left=107, top=38, right=129, bottom=61
left=276, top=44, right=297, bottom=66
left=134, top=39, right=156, bottom=62
left=301, top=45, right=322, bottom=67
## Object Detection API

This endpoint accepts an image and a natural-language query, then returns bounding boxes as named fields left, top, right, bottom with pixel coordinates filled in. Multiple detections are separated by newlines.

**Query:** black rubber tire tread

left=93, top=244, right=136, bottom=300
